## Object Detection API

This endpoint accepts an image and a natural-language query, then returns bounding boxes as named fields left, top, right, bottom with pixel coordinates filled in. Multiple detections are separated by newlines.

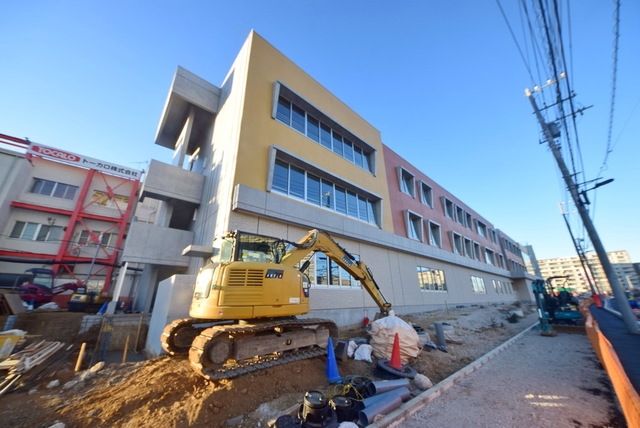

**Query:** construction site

left=2, top=1, right=640, bottom=426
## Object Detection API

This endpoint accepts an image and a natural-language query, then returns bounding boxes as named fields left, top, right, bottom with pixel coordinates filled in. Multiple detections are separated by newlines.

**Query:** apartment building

left=0, top=134, right=152, bottom=302
left=536, top=250, right=640, bottom=293
left=127, top=31, right=537, bottom=328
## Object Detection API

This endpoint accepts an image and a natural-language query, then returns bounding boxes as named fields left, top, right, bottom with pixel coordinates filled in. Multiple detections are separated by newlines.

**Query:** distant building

left=535, top=250, right=639, bottom=293
left=0, top=133, right=154, bottom=304
left=123, top=31, right=538, bottom=323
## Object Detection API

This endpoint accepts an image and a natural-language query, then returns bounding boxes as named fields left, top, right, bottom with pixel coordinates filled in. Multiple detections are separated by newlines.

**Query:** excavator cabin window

left=234, top=233, right=283, bottom=264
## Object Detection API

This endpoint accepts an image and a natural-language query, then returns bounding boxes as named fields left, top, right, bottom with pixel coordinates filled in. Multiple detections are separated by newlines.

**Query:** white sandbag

left=347, top=340, right=358, bottom=358
left=353, top=344, right=373, bottom=362
left=369, top=315, right=421, bottom=363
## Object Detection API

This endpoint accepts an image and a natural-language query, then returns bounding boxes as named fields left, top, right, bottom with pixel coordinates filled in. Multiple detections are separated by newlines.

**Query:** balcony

left=141, top=159, right=204, bottom=205
left=121, top=222, right=193, bottom=267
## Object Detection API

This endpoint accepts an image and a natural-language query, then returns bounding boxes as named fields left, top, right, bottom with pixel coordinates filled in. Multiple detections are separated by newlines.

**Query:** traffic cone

left=325, top=337, right=342, bottom=384
left=389, top=333, right=402, bottom=370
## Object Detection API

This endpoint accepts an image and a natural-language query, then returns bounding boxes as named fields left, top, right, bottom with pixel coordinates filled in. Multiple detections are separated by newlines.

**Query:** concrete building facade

left=536, top=250, right=640, bottom=293
left=0, top=134, right=152, bottom=305
left=129, top=31, right=537, bottom=328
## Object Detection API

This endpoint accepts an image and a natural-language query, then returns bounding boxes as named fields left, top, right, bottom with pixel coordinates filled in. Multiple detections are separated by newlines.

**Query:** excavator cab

left=189, top=231, right=310, bottom=320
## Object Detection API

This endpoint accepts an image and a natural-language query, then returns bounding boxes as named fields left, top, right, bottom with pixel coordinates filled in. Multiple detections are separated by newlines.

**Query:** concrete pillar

left=134, top=265, right=158, bottom=313
left=172, top=107, right=195, bottom=169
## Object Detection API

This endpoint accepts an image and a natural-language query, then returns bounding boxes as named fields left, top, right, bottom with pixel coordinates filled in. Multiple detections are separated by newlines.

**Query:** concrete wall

left=121, top=222, right=193, bottom=266
left=142, top=159, right=204, bottom=204
left=0, top=149, right=30, bottom=234
left=145, top=274, right=196, bottom=356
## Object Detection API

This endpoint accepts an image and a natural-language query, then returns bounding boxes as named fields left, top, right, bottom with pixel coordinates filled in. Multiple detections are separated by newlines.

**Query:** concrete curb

left=369, top=321, right=540, bottom=427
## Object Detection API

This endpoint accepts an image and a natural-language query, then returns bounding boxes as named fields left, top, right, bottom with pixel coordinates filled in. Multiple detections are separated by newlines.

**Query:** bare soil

left=0, top=304, right=537, bottom=427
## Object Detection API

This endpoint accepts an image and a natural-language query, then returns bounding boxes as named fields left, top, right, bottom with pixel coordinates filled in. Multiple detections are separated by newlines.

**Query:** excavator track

left=188, top=318, right=337, bottom=380
left=161, top=318, right=232, bottom=355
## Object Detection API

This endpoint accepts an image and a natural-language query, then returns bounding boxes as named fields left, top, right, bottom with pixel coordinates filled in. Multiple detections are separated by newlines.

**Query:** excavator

left=161, top=229, right=392, bottom=380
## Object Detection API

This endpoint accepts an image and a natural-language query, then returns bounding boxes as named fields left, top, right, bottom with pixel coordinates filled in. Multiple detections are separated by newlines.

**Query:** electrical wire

left=496, top=0, right=536, bottom=84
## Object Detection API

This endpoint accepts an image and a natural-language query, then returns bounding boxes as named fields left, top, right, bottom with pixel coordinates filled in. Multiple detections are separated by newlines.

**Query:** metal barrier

left=581, top=300, right=640, bottom=427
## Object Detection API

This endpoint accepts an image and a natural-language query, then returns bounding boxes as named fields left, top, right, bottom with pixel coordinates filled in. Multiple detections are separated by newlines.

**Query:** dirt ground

left=0, top=304, right=538, bottom=427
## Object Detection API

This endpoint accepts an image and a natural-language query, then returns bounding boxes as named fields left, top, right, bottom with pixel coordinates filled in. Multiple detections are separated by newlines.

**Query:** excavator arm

left=280, top=229, right=392, bottom=316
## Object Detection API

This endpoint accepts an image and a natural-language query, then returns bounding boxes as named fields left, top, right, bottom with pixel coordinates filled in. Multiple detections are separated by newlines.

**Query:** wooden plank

left=1, top=293, right=25, bottom=314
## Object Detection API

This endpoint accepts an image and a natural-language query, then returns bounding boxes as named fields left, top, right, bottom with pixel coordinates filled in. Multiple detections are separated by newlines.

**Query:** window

left=489, top=229, right=497, bottom=243
left=31, top=178, right=78, bottom=200
left=275, top=92, right=375, bottom=173
left=289, top=166, right=305, bottom=199
left=406, top=211, right=422, bottom=241
left=78, top=230, right=113, bottom=247
left=485, top=249, right=496, bottom=266
left=91, top=190, right=129, bottom=209
left=276, top=96, right=291, bottom=125
left=497, top=254, right=505, bottom=269
left=332, top=132, right=344, bottom=156
left=428, top=222, right=441, bottom=248
left=417, top=266, right=447, bottom=291
left=473, top=242, right=481, bottom=260
left=471, top=276, right=486, bottom=294
left=271, top=158, right=379, bottom=225
left=452, top=232, right=463, bottom=255
left=291, top=104, right=306, bottom=133
left=320, top=124, right=332, bottom=150
left=465, top=212, right=472, bottom=229
left=443, top=198, right=454, bottom=219
left=10, top=221, right=62, bottom=242
left=399, top=168, right=415, bottom=197
left=420, top=182, right=433, bottom=207
left=321, top=180, right=334, bottom=209
left=313, top=252, right=360, bottom=288
left=464, top=238, right=473, bottom=259
left=306, top=174, right=321, bottom=205
left=455, top=206, right=465, bottom=225
left=343, top=139, right=354, bottom=162
left=307, top=115, right=320, bottom=142
left=477, top=221, right=487, bottom=238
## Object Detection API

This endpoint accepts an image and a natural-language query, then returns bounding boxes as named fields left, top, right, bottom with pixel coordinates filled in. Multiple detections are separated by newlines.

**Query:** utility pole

left=527, top=91, right=639, bottom=334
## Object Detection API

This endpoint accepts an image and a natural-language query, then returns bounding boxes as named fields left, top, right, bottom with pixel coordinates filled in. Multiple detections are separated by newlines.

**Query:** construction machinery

left=532, top=277, right=582, bottom=335
left=161, top=229, right=392, bottom=380
left=18, top=268, right=82, bottom=308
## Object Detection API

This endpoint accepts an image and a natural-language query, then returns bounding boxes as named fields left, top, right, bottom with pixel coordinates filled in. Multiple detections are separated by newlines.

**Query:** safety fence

left=581, top=301, right=640, bottom=427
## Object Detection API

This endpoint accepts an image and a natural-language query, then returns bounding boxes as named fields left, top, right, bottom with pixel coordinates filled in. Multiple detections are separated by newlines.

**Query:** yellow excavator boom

left=280, top=229, right=392, bottom=316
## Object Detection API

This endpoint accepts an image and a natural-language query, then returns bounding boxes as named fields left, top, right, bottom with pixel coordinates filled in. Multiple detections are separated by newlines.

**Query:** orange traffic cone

left=389, top=333, right=402, bottom=370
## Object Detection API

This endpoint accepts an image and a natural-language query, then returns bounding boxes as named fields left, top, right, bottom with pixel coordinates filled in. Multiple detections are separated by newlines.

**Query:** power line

left=599, top=0, right=621, bottom=178
left=496, top=0, right=536, bottom=84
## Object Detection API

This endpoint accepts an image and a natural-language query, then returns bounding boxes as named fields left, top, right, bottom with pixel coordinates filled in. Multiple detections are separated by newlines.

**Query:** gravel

left=402, top=329, right=623, bottom=427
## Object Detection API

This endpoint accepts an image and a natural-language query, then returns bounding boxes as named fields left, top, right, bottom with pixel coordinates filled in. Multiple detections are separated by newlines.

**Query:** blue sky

left=2, top=1, right=638, bottom=261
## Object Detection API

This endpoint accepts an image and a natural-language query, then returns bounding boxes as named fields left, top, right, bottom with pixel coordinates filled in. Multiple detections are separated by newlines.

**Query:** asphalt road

left=403, top=329, right=623, bottom=427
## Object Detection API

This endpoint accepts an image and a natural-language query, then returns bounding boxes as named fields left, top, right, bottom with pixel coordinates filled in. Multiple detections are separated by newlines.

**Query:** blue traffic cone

left=325, top=336, right=342, bottom=384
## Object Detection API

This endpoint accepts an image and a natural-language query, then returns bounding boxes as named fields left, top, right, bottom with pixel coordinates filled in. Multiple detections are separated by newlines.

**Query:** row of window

left=406, top=212, right=442, bottom=247
left=443, top=197, right=497, bottom=243
left=276, top=96, right=374, bottom=173
left=492, top=279, right=514, bottom=294
left=10, top=221, right=64, bottom=242
left=501, top=237, right=523, bottom=258
left=272, top=159, right=378, bottom=225
left=31, top=178, right=78, bottom=200
left=416, top=266, right=447, bottom=292
left=8, top=221, right=116, bottom=248
left=298, top=252, right=362, bottom=288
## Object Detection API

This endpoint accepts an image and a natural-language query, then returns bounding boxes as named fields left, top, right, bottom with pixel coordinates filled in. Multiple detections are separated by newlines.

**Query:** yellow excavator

left=161, top=229, right=392, bottom=380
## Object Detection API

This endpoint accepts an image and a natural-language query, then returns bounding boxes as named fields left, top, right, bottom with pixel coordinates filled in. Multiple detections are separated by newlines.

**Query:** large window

left=313, top=253, right=360, bottom=288
left=485, top=248, right=496, bottom=266
left=477, top=221, right=488, bottom=238
left=417, top=266, right=447, bottom=292
left=428, top=221, right=441, bottom=248
left=420, top=182, right=433, bottom=207
left=443, top=198, right=454, bottom=219
left=493, top=279, right=514, bottom=294
left=272, top=159, right=378, bottom=225
left=78, top=230, right=116, bottom=248
left=399, top=168, right=415, bottom=197
left=471, top=276, right=486, bottom=294
left=452, top=232, right=463, bottom=255
left=275, top=95, right=374, bottom=173
left=406, top=211, right=422, bottom=241
left=31, top=178, right=78, bottom=200
left=10, top=221, right=64, bottom=242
